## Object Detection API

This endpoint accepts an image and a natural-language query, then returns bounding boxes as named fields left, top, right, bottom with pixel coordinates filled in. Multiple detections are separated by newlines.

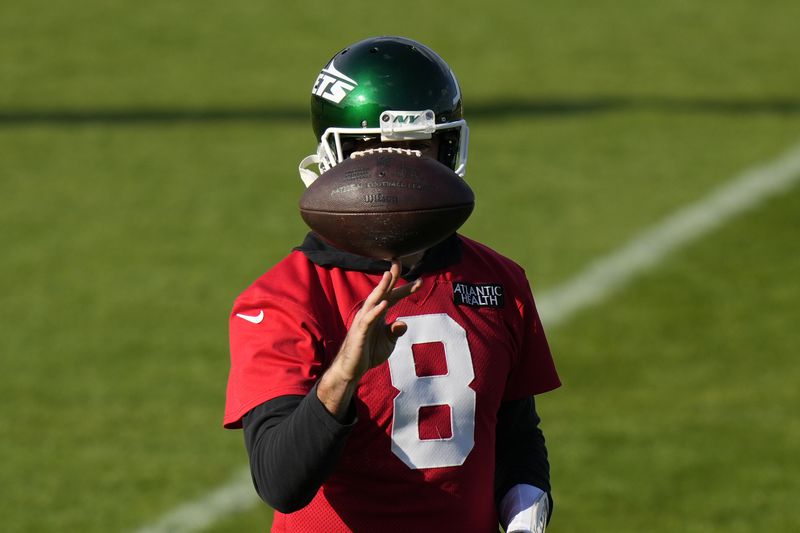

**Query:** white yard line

left=132, top=142, right=800, bottom=533
left=537, top=142, right=800, bottom=327
left=132, top=468, right=258, bottom=533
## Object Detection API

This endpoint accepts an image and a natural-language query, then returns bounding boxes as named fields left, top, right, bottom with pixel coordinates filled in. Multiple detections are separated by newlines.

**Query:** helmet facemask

left=299, top=109, right=469, bottom=187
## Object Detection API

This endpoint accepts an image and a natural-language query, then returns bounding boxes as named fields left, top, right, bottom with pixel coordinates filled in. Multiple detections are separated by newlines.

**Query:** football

left=299, top=150, right=474, bottom=259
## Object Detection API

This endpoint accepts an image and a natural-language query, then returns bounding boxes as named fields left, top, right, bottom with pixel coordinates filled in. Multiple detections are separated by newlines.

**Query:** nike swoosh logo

left=235, top=310, right=264, bottom=324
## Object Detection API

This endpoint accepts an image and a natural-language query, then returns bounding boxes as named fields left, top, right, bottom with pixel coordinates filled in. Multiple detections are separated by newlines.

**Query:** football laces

left=349, top=147, right=422, bottom=158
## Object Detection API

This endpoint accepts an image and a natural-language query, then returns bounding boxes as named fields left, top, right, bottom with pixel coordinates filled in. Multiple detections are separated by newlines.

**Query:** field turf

left=1, top=1, right=799, bottom=531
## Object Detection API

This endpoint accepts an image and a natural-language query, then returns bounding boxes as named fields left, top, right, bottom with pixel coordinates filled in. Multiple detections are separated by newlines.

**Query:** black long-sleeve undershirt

left=242, top=384, right=356, bottom=513
left=242, top=385, right=552, bottom=516
left=494, top=395, right=554, bottom=521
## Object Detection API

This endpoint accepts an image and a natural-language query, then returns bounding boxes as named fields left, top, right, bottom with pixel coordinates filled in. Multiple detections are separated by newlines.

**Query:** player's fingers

left=388, top=278, right=422, bottom=305
left=363, top=271, right=392, bottom=309
left=383, top=260, right=402, bottom=296
left=366, top=260, right=402, bottom=308
left=360, top=299, right=389, bottom=328
left=360, top=261, right=406, bottom=320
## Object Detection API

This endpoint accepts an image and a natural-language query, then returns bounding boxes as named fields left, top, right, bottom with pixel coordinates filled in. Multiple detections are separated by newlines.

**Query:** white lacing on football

left=349, top=147, right=422, bottom=158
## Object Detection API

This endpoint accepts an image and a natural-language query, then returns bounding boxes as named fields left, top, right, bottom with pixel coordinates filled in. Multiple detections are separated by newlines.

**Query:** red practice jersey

left=224, top=235, right=560, bottom=532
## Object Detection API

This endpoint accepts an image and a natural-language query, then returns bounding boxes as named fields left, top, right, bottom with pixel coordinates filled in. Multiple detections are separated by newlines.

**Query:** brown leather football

left=299, top=150, right=474, bottom=259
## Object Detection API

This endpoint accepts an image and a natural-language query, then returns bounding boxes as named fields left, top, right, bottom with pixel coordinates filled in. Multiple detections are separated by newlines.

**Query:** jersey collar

left=294, top=232, right=462, bottom=280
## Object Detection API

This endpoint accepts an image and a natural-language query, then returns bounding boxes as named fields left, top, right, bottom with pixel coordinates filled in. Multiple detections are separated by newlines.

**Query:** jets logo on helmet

left=312, top=61, right=358, bottom=104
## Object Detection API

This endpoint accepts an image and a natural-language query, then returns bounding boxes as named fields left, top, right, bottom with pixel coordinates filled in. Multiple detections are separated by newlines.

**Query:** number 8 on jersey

left=387, top=313, right=477, bottom=469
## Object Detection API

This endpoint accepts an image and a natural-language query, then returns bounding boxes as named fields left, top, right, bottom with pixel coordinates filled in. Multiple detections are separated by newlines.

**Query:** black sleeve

left=242, top=383, right=357, bottom=513
left=494, top=396, right=554, bottom=521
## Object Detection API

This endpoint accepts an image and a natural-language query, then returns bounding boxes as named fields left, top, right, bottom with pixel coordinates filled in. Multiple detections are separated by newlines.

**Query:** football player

left=224, top=36, right=560, bottom=532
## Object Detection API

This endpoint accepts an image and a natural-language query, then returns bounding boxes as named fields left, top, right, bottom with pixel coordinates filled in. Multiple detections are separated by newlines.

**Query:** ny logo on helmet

left=312, top=61, right=358, bottom=104
left=390, top=114, right=421, bottom=124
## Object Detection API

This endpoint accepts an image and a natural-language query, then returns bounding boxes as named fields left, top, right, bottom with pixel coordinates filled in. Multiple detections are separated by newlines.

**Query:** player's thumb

left=387, top=320, right=408, bottom=341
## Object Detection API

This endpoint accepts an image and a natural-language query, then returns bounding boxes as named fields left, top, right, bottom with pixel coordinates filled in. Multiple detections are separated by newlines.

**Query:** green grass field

left=2, top=1, right=799, bottom=531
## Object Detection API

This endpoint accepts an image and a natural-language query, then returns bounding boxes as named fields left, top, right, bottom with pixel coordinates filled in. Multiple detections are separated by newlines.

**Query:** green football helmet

left=299, top=36, right=469, bottom=186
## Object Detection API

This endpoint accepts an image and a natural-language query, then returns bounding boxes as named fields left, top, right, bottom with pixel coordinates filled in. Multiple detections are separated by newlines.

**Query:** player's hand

left=335, top=260, right=421, bottom=381
left=318, top=261, right=421, bottom=420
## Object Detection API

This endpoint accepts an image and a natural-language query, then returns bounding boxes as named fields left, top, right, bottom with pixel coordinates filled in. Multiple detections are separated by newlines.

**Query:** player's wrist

left=317, top=362, right=362, bottom=421
left=329, top=363, right=364, bottom=385
left=329, top=346, right=368, bottom=382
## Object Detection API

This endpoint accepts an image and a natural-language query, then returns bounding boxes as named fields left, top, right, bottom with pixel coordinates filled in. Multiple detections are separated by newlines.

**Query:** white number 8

left=387, top=313, right=476, bottom=469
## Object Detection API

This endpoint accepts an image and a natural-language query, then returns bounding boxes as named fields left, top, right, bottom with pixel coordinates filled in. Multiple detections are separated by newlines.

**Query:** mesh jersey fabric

left=224, top=235, right=560, bottom=532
